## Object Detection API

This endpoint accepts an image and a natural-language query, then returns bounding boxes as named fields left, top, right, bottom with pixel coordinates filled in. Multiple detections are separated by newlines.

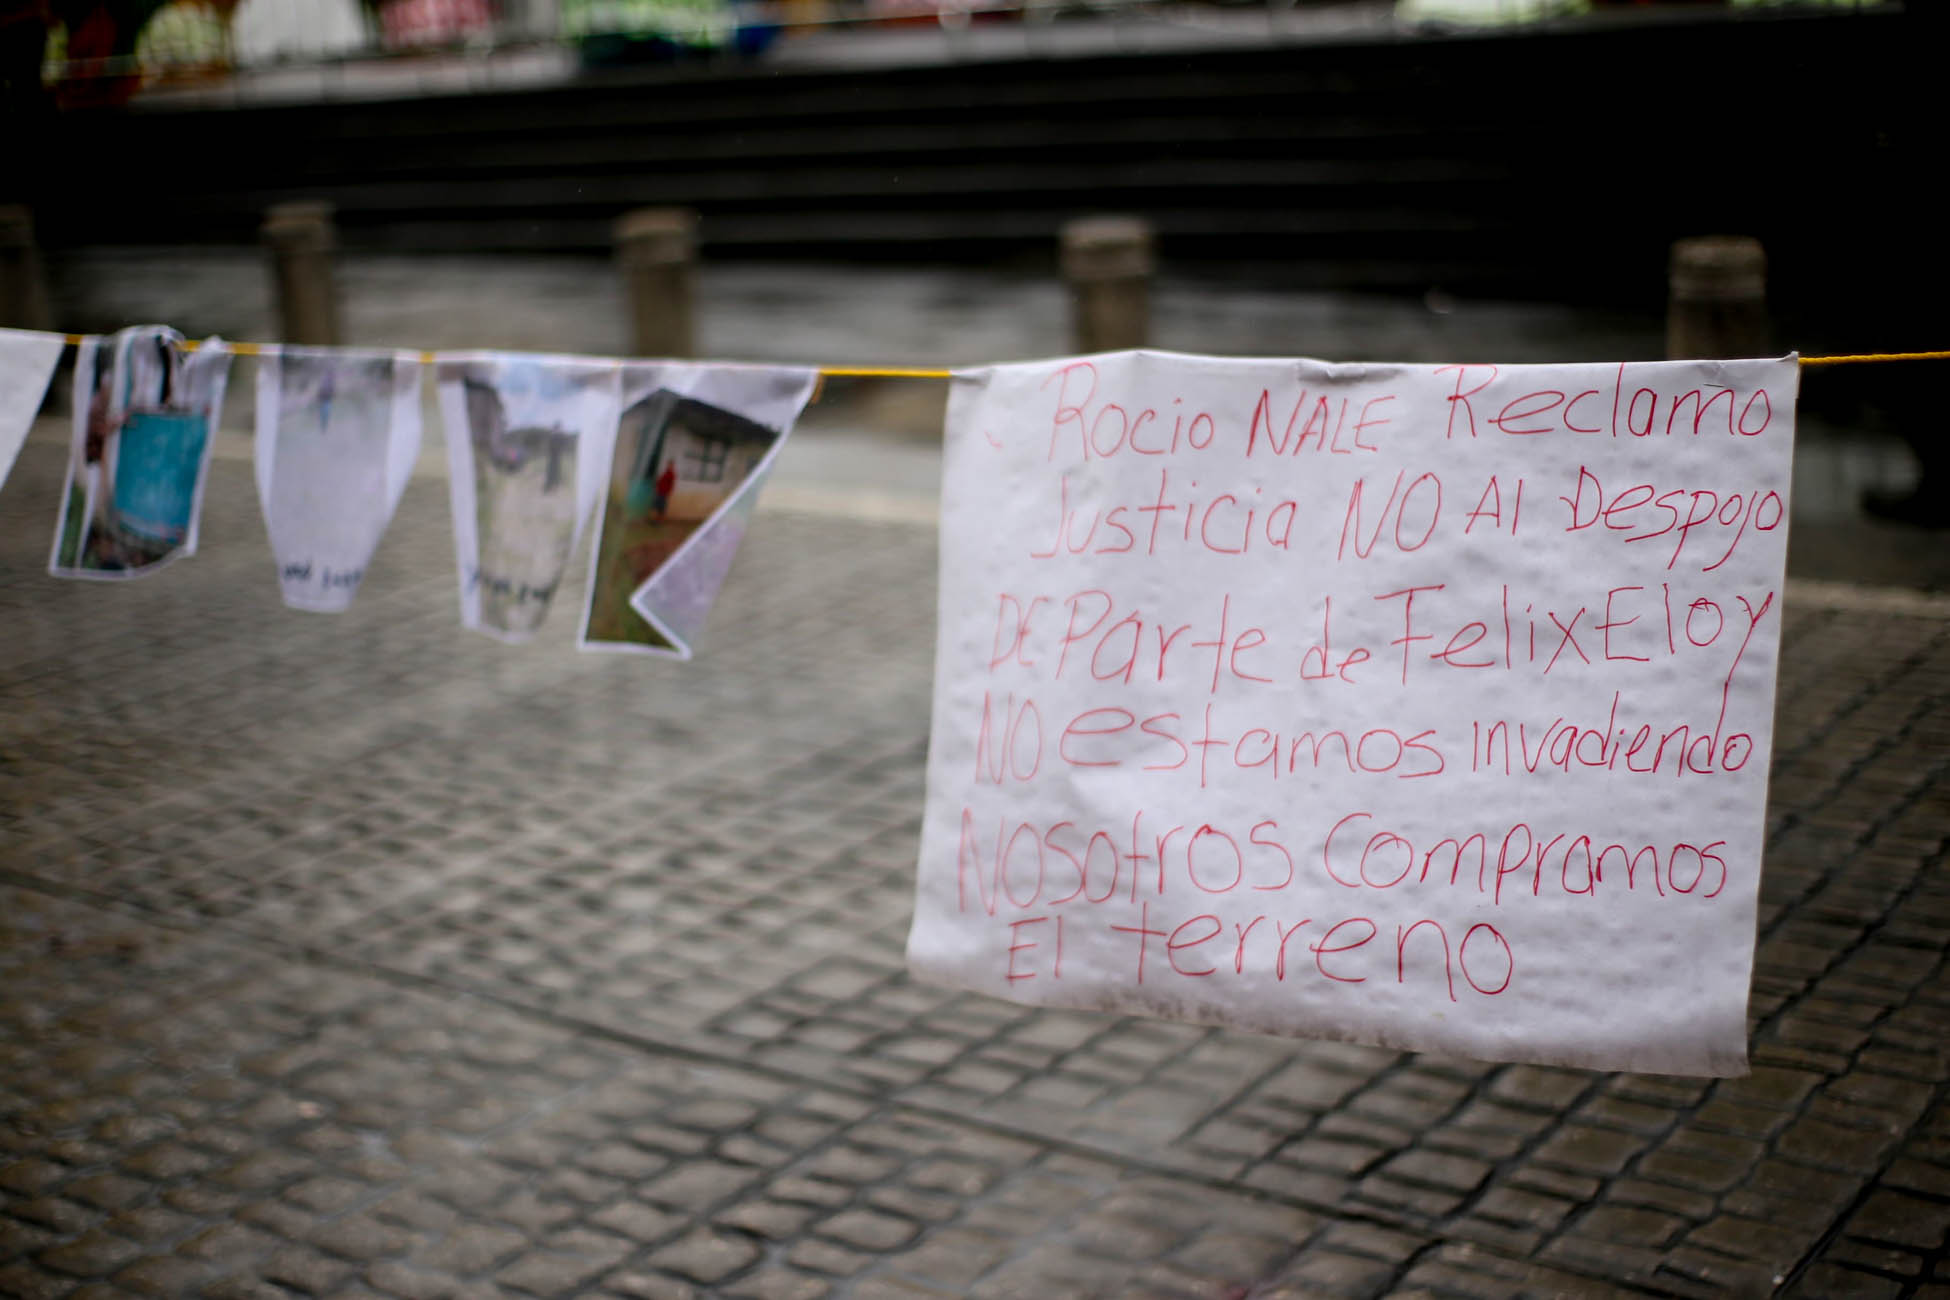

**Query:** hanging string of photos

left=1, top=324, right=831, bottom=660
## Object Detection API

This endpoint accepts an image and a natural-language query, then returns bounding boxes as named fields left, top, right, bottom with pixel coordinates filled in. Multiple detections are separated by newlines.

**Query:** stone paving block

left=1786, top=1262, right=1906, bottom=1298
left=0, top=1159, right=72, bottom=1196
left=203, top=1275, right=303, bottom=1300
left=784, top=1238, right=875, bottom=1278
left=722, top=1265, right=834, bottom=1300
left=10, top=1198, right=100, bottom=1235
left=851, top=1280, right=964, bottom=1300
left=497, top=1248, right=622, bottom=1295
left=309, top=1214, right=413, bottom=1263
left=1575, top=1093, right=1682, bottom=1138
left=602, top=1271, right=704, bottom=1300
left=1488, top=1065, right=1594, bottom=1110
left=1537, top=1233, right=1668, bottom=1284
left=366, top=1259, right=467, bottom=1299
left=36, top=1228, right=145, bottom=1279
left=1827, top=1070, right=1939, bottom=1121
left=1376, top=1148, right=1495, bottom=1194
left=966, top=1241, right=1110, bottom=1298
left=1275, top=1135, right=1390, bottom=1177
left=406, top=1219, right=523, bottom=1279
left=1825, top=1236, right=1929, bottom=1279
left=1238, top=1162, right=1351, bottom=1206
left=1506, top=1163, right=1602, bottom=1205
left=635, top=1159, right=765, bottom=1209
left=1449, top=1211, right=1551, bottom=1260
left=1352, top=1175, right=1467, bottom=1220
left=1683, top=1212, right=1812, bottom=1273
left=885, top=1226, right=1013, bottom=1289
left=1529, top=1122, right=1651, bottom=1178
left=110, top=1255, right=213, bottom=1296
left=1885, top=1156, right=1950, bottom=1199
left=1468, top=1183, right=1573, bottom=1232
left=1570, top=1203, right=1690, bottom=1249
left=1261, top=1246, right=1399, bottom=1295
left=1395, top=1240, right=1650, bottom=1298
left=1168, top=1226, right=1298, bottom=1280
left=1844, top=1188, right=1950, bottom=1250
left=1645, top=1247, right=1786, bottom=1294
left=262, top=1244, right=355, bottom=1295
left=814, top=1208, right=924, bottom=1253
left=1776, top=1115, right=1901, bottom=1173
left=1064, top=1206, right=1186, bottom=1260
left=175, top=1221, right=284, bottom=1266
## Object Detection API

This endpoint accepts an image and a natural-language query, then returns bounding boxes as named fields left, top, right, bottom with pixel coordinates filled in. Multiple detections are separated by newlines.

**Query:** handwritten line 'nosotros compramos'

left=955, top=810, right=1729, bottom=915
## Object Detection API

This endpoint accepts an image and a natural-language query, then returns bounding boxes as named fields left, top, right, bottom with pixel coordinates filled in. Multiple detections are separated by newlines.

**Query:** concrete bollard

left=262, top=201, right=341, bottom=346
left=1062, top=216, right=1153, bottom=354
left=1666, top=236, right=1768, bottom=360
left=615, top=207, right=697, bottom=359
left=0, top=205, right=54, bottom=332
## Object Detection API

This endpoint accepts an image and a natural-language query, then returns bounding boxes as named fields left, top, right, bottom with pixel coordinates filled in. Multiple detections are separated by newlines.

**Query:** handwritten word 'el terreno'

left=1033, top=360, right=1782, bottom=466
left=987, top=903, right=1517, bottom=1001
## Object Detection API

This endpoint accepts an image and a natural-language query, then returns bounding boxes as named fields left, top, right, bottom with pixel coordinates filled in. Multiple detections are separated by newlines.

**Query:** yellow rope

left=50, top=334, right=1948, bottom=375
left=1797, top=350, right=1950, bottom=367
left=816, top=366, right=954, bottom=379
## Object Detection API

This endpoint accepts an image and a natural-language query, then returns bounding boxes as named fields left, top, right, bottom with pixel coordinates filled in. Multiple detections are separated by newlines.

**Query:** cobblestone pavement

left=3, top=385, right=1948, bottom=1300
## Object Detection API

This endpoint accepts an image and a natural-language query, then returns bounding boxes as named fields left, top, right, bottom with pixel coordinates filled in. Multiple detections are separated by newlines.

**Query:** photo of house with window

left=582, top=386, right=783, bottom=650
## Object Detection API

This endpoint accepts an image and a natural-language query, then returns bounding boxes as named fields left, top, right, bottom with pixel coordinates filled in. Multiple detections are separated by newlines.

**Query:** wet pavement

left=2, top=251, right=1947, bottom=1297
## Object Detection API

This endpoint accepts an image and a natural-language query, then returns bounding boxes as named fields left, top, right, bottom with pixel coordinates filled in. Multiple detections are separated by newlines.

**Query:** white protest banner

left=908, top=350, right=1797, bottom=1076
left=581, top=361, right=818, bottom=658
left=437, top=352, right=621, bottom=642
left=255, top=346, right=424, bottom=611
left=0, top=328, right=63, bottom=496
left=51, top=326, right=232, bottom=580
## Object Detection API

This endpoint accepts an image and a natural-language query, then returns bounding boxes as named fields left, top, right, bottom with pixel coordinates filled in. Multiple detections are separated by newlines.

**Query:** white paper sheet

left=50, top=326, right=232, bottom=580
left=0, top=327, right=63, bottom=497
left=436, top=352, right=622, bottom=642
left=908, top=350, right=1799, bottom=1076
left=255, top=346, right=424, bottom=611
left=579, top=361, right=818, bottom=658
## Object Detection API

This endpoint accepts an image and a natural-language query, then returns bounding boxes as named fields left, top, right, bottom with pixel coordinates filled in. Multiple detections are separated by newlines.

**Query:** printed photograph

left=582, top=387, right=783, bottom=650
left=626, top=461, right=770, bottom=658
left=261, top=351, right=409, bottom=611
left=462, top=371, right=587, bottom=638
left=52, top=330, right=229, bottom=579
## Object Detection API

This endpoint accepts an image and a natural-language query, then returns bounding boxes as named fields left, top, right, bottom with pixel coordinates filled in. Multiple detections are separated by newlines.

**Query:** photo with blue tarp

left=49, top=325, right=231, bottom=580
